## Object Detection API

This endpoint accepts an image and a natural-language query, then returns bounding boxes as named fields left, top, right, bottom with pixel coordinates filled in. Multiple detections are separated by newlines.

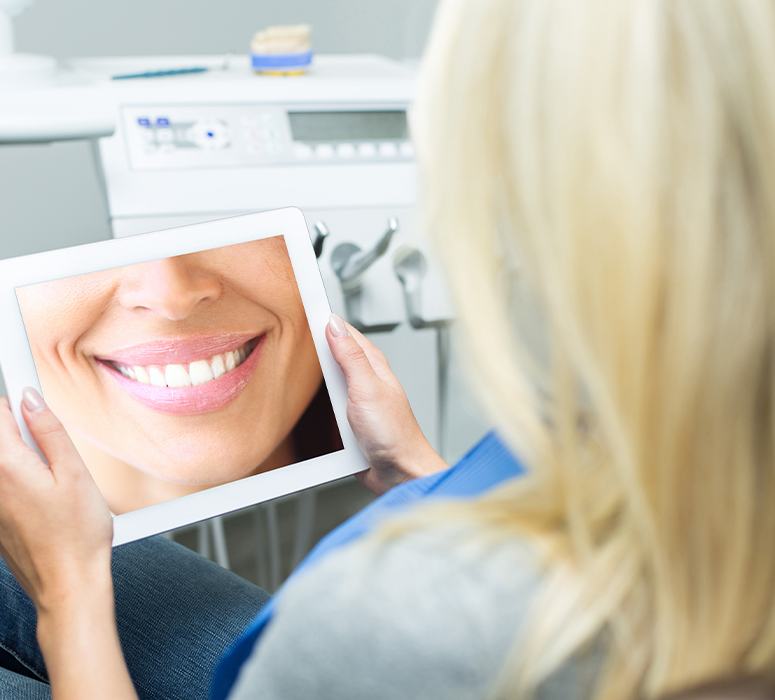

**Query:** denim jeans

left=0, top=536, right=269, bottom=699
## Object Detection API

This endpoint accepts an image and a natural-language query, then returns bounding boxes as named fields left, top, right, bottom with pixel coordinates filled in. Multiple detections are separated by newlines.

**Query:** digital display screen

left=15, top=236, right=343, bottom=515
left=289, top=110, right=408, bottom=142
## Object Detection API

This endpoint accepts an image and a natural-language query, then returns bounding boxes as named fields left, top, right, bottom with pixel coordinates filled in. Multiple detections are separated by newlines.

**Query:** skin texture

left=0, top=318, right=446, bottom=700
left=16, top=237, right=324, bottom=512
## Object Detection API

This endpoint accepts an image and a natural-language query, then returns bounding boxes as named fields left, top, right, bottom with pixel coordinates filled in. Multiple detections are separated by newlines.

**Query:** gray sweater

left=230, top=524, right=599, bottom=699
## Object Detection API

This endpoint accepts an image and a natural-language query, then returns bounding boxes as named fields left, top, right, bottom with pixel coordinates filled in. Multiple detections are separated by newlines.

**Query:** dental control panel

left=84, top=55, right=452, bottom=327
left=123, top=105, right=414, bottom=170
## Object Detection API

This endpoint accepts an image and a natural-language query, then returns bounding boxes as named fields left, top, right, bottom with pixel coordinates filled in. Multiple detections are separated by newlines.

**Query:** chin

left=140, top=451, right=268, bottom=487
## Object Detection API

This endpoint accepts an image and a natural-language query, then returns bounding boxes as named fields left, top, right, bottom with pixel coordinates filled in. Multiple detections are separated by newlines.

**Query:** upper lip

left=95, top=332, right=260, bottom=366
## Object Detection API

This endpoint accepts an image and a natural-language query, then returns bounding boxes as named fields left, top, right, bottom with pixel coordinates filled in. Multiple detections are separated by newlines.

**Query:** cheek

left=283, top=326, right=323, bottom=407
left=218, top=239, right=298, bottom=312
left=278, top=296, right=317, bottom=368
left=18, top=300, right=74, bottom=370
left=16, top=276, right=113, bottom=356
left=238, top=272, right=309, bottom=337
left=16, top=288, right=110, bottom=391
left=17, top=291, right=54, bottom=357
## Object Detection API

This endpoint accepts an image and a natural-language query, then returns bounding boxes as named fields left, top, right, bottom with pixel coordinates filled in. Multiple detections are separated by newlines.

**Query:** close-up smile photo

left=16, top=236, right=341, bottom=512
left=0, top=1, right=774, bottom=699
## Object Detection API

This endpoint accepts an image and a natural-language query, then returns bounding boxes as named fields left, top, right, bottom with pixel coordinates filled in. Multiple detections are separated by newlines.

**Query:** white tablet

left=0, top=208, right=365, bottom=545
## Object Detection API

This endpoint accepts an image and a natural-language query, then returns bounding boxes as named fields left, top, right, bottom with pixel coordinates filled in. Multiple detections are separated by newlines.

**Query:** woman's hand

left=0, top=389, right=137, bottom=700
left=326, top=315, right=447, bottom=495
left=0, top=389, right=112, bottom=614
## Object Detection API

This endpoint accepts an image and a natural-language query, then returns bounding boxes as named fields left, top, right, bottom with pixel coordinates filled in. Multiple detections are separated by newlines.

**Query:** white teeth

left=133, top=366, right=150, bottom=384
left=211, top=354, right=226, bottom=379
left=148, top=365, right=166, bottom=387
left=112, top=341, right=254, bottom=388
left=189, top=359, right=213, bottom=386
left=165, top=364, right=191, bottom=388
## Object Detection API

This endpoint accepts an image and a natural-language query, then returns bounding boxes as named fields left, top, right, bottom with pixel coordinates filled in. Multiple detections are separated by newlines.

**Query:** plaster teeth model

left=250, top=24, right=313, bottom=75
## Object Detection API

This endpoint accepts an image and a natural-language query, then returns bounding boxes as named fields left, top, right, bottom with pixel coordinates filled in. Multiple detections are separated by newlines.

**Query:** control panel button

left=378, top=142, right=398, bottom=158
left=336, top=143, right=356, bottom=159
left=399, top=141, right=415, bottom=158
left=315, top=143, right=335, bottom=159
left=137, top=116, right=151, bottom=128
left=246, top=127, right=272, bottom=144
left=294, top=143, right=313, bottom=159
left=357, top=142, right=377, bottom=158
left=191, top=120, right=230, bottom=149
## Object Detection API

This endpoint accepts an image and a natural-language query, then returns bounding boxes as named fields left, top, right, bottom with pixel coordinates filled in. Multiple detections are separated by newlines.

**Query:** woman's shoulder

left=230, top=521, right=545, bottom=700
left=298, top=519, right=545, bottom=641
left=323, top=520, right=545, bottom=610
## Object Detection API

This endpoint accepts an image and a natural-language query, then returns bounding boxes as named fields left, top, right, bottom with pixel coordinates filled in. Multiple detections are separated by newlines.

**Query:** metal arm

left=331, top=217, right=399, bottom=292
left=328, top=218, right=400, bottom=332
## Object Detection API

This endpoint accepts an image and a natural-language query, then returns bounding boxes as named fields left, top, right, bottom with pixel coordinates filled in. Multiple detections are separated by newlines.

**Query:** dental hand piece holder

left=392, top=244, right=453, bottom=458
left=392, top=245, right=450, bottom=330
left=331, top=218, right=400, bottom=332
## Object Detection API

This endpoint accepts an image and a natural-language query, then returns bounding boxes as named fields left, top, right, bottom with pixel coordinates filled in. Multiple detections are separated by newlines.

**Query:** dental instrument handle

left=312, top=221, right=329, bottom=259
left=393, top=245, right=428, bottom=327
left=333, top=218, right=399, bottom=290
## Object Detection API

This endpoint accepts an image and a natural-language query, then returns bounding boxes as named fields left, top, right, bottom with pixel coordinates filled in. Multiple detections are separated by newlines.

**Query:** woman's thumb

left=21, top=388, right=81, bottom=471
left=326, top=314, right=377, bottom=394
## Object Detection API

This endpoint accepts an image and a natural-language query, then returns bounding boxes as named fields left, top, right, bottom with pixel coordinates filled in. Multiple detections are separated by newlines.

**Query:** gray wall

left=2, top=0, right=437, bottom=257
left=15, top=0, right=436, bottom=63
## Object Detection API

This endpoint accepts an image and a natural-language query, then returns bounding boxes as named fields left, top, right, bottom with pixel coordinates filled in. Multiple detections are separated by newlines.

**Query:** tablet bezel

left=0, top=207, right=366, bottom=545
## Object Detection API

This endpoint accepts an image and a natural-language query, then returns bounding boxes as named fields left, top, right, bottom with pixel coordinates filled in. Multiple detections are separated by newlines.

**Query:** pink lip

left=98, top=335, right=265, bottom=416
left=98, top=332, right=257, bottom=366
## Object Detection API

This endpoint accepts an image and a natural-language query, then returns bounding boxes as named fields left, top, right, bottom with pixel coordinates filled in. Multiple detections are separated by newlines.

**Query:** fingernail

left=328, top=313, right=349, bottom=338
left=22, top=387, right=46, bottom=413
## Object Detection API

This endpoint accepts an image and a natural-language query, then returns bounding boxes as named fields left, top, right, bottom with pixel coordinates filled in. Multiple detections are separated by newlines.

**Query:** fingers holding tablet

left=0, top=390, right=113, bottom=603
left=326, top=315, right=446, bottom=496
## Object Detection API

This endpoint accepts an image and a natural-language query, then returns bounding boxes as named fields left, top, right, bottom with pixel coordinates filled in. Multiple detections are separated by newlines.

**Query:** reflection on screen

left=15, top=236, right=342, bottom=514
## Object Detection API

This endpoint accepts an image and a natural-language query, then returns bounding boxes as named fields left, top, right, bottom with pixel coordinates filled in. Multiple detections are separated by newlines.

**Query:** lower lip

left=99, top=337, right=265, bottom=416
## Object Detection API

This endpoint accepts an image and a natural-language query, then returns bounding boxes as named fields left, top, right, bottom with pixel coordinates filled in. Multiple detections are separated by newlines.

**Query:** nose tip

left=118, top=257, right=222, bottom=320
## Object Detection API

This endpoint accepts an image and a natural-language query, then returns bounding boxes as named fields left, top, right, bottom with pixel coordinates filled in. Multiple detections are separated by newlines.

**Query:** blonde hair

left=410, top=0, right=775, bottom=696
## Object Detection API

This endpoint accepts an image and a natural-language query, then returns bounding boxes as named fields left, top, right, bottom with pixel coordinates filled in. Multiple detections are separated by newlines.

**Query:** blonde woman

left=0, top=0, right=773, bottom=698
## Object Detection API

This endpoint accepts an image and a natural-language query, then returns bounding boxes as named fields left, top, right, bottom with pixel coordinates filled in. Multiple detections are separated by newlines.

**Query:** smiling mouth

left=101, top=337, right=260, bottom=388
left=95, top=334, right=266, bottom=416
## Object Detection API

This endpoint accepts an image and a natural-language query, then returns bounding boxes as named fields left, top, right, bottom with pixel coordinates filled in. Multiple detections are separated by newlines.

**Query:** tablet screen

left=14, top=235, right=343, bottom=515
